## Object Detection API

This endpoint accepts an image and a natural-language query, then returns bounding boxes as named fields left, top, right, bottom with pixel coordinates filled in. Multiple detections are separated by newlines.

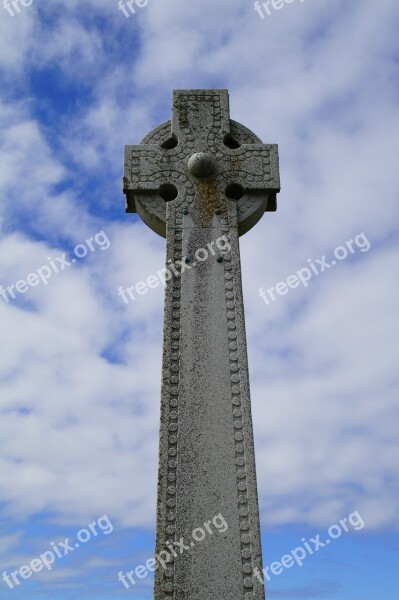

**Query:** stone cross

left=123, top=89, right=280, bottom=600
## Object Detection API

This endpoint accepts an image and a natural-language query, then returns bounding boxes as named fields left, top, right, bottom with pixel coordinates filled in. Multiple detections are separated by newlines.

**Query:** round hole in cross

left=225, top=183, right=245, bottom=200
left=159, top=183, right=178, bottom=201
left=161, top=134, right=178, bottom=150
left=223, top=134, right=241, bottom=149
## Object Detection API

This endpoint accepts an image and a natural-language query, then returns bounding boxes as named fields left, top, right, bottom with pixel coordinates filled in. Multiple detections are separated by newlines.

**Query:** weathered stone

left=123, top=89, right=280, bottom=600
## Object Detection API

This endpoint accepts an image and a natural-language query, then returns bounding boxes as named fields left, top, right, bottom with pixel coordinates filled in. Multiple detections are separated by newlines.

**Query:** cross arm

left=123, top=143, right=185, bottom=213
left=218, top=143, right=280, bottom=194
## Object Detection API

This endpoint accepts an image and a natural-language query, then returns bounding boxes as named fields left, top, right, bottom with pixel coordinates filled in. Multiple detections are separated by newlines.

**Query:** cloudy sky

left=0, top=0, right=398, bottom=598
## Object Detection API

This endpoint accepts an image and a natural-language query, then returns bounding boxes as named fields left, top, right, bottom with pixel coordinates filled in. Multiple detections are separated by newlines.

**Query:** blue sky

left=0, top=0, right=398, bottom=598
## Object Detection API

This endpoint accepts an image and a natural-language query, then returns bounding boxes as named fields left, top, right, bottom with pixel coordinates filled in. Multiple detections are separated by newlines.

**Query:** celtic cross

left=123, top=89, right=280, bottom=600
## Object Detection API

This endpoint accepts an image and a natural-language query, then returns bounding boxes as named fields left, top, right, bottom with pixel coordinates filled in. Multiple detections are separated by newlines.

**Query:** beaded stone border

left=222, top=219, right=255, bottom=598
left=162, top=217, right=183, bottom=600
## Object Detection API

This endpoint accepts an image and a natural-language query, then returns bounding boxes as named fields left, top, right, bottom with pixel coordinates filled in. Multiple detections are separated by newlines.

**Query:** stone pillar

left=123, top=89, right=280, bottom=600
